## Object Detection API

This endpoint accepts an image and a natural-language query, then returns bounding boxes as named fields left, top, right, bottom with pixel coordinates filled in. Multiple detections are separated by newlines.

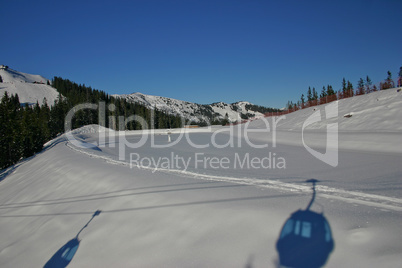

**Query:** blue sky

left=1, top=0, right=401, bottom=107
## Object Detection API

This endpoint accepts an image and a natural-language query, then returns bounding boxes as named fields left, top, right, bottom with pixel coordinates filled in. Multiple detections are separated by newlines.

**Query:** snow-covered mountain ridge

left=0, top=66, right=275, bottom=122
left=0, top=66, right=59, bottom=106
left=113, top=92, right=271, bottom=123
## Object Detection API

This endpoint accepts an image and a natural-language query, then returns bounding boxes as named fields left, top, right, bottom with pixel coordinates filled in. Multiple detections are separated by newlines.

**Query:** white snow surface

left=113, top=92, right=265, bottom=123
left=1, top=88, right=402, bottom=267
left=0, top=67, right=59, bottom=106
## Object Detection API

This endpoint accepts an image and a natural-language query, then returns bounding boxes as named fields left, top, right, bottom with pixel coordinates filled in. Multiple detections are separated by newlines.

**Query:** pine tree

left=307, top=87, right=312, bottom=102
left=326, top=85, right=335, bottom=96
left=0, top=92, right=23, bottom=168
left=347, top=81, right=353, bottom=97
left=49, top=95, right=68, bottom=137
left=312, top=87, right=318, bottom=100
left=320, top=86, right=327, bottom=98
left=365, top=76, right=372, bottom=93
left=287, top=101, right=294, bottom=110
left=311, top=87, right=318, bottom=106
left=21, top=105, right=36, bottom=158
left=0, top=93, right=8, bottom=168
left=0, top=75, right=3, bottom=83
left=341, top=78, right=347, bottom=98
left=381, top=71, right=394, bottom=90
left=319, top=87, right=326, bottom=104
left=357, top=78, right=365, bottom=95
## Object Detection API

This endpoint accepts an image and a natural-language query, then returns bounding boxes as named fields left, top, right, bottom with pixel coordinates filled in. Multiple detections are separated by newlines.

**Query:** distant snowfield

left=0, top=68, right=59, bottom=106
left=1, top=88, right=402, bottom=267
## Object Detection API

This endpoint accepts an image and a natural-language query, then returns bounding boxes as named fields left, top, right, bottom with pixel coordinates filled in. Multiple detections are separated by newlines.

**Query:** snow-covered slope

left=1, top=87, right=402, bottom=267
left=0, top=66, right=59, bottom=106
left=114, top=92, right=266, bottom=123
left=274, top=87, right=402, bottom=132
left=247, top=87, right=402, bottom=154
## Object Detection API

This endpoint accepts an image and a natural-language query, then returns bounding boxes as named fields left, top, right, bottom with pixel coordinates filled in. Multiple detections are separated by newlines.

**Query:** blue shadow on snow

left=43, top=210, right=101, bottom=268
left=276, top=179, right=335, bottom=268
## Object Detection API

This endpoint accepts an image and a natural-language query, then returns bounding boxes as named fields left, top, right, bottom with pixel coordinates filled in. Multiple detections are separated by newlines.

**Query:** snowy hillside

left=0, top=66, right=271, bottom=122
left=275, top=88, right=402, bottom=132
left=114, top=92, right=267, bottom=123
left=1, top=86, right=402, bottom=267
left=0, top=66, right=59, bottom=106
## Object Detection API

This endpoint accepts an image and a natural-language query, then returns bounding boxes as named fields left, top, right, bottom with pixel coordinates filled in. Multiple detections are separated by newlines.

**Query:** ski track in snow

left=65, top=139, right=402, bottom=212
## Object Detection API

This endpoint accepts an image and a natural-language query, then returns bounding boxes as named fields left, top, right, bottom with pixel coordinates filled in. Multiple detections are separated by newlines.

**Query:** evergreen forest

left=0, top=77, right=183, bottom=169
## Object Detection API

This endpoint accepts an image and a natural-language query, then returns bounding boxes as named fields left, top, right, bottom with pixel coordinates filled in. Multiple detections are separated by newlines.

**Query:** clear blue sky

left=1, top=0, right=401, bottom=108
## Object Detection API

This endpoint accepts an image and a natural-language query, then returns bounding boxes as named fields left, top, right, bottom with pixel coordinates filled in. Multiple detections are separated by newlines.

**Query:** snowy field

left=0, top=88, right=402, bottom=267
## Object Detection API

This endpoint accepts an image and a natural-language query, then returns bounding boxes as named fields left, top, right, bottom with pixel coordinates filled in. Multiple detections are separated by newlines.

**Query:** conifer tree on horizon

left=326, top=85, right=335, bottom=96
left=365, top=76, right=372, bottom=93
left=320, top=86, right=327, bottom=103
left=347, top=80, right=354, bottom=98
left=357, top=78, right=365, bottom=95
left=307, top=87, right=312, bottom=102
left=342, top=78, right=347, bottom=97
left=312, top=87, right=318, bottom=100
left=380, top=71, right=394, bottom=90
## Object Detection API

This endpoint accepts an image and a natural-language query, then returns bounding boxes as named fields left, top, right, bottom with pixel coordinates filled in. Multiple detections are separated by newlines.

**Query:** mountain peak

left=0, top=66, right=49, bottom=84
left=0, top=66, right=59, bottom=106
